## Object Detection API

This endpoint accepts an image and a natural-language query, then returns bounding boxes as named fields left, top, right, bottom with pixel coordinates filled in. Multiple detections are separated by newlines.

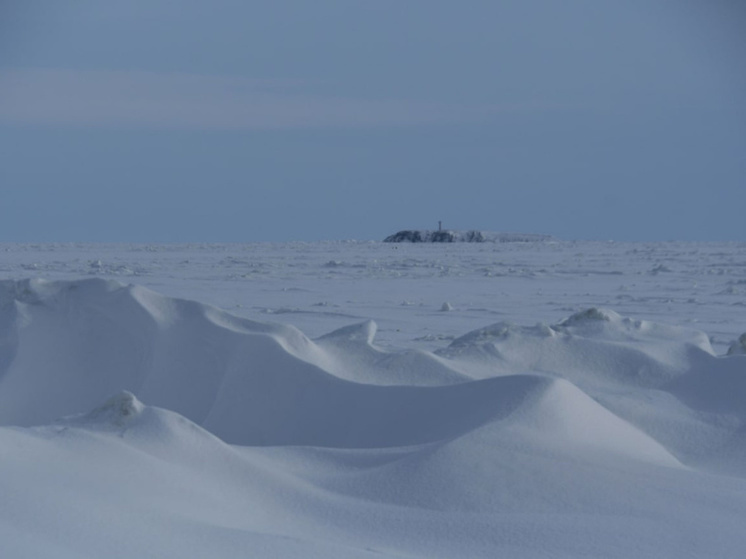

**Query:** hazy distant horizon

left=0, top=232, right=743, bottom=245
left=1, top=1, right=744, bottom=243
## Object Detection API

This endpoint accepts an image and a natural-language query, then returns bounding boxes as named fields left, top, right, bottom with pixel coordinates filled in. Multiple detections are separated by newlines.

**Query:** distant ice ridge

left=383, top=229, right=552, bottom=243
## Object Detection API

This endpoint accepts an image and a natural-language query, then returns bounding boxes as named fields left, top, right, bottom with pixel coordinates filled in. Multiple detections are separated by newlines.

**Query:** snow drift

left=1, top=277, right=746, bottom=558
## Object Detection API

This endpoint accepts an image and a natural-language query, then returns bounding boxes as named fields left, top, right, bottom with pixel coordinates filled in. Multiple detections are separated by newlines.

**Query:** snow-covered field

left=1, top=240, right=745, bottom=558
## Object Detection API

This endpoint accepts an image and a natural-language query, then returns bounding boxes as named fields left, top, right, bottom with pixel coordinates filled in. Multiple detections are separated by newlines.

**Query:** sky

left=0, top=0, right=744, bottom=242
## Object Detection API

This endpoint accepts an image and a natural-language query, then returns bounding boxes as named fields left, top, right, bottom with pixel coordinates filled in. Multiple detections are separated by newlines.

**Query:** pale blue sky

left=1, top=0, right=744, bottom=241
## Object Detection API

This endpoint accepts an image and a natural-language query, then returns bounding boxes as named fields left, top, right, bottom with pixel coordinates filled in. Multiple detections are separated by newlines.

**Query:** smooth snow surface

left=1, top=241, right=745, bottom=558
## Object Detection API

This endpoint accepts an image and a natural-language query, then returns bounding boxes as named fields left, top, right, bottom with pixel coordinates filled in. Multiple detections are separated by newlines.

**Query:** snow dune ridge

left=0, top=278, right=742, bottom=460
left=2, top=277, right=746, bottom=558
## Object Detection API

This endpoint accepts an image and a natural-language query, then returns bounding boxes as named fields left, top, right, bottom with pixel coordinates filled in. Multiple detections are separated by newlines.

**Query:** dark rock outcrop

left=383, top=230, right=485, bottom=243
left=383, top=230, right=551, bottom=243
left=384, top=230, right=425, bottom=243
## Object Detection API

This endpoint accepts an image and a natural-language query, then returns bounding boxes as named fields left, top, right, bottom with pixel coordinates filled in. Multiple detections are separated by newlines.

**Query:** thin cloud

left=0, top=68, right=521, bottom=130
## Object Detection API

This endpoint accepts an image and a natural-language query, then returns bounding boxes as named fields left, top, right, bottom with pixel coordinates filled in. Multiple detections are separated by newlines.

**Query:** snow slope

left=0, top=250, right=745, bottom=558
left=3, top=390, right=746, bottom=559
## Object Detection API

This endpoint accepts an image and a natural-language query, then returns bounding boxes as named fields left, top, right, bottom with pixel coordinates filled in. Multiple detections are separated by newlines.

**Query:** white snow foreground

left=1, top=278, right=746, bottom=558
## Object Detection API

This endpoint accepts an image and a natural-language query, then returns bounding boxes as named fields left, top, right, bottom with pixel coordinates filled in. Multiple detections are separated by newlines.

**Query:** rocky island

left=383, top=229, right=552, bottom=243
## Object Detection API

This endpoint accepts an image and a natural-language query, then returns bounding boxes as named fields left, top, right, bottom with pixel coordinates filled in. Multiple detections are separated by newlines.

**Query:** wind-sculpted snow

left=2, top=240, right=744, bottom=354
left=0, top=278, right=475, bottom=444
left=438, top=307, right=746, bottom=476
left=2, top=276, right=746, bottom=558
left=0, top=278, right=743, bottom=453
left=441, top=307, right=715, bottom=386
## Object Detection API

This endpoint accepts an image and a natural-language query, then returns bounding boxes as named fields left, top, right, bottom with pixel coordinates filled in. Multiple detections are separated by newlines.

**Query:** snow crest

left=70, top=390, right=145, bottom=427
left=2, top=276, right=746, bottom=558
